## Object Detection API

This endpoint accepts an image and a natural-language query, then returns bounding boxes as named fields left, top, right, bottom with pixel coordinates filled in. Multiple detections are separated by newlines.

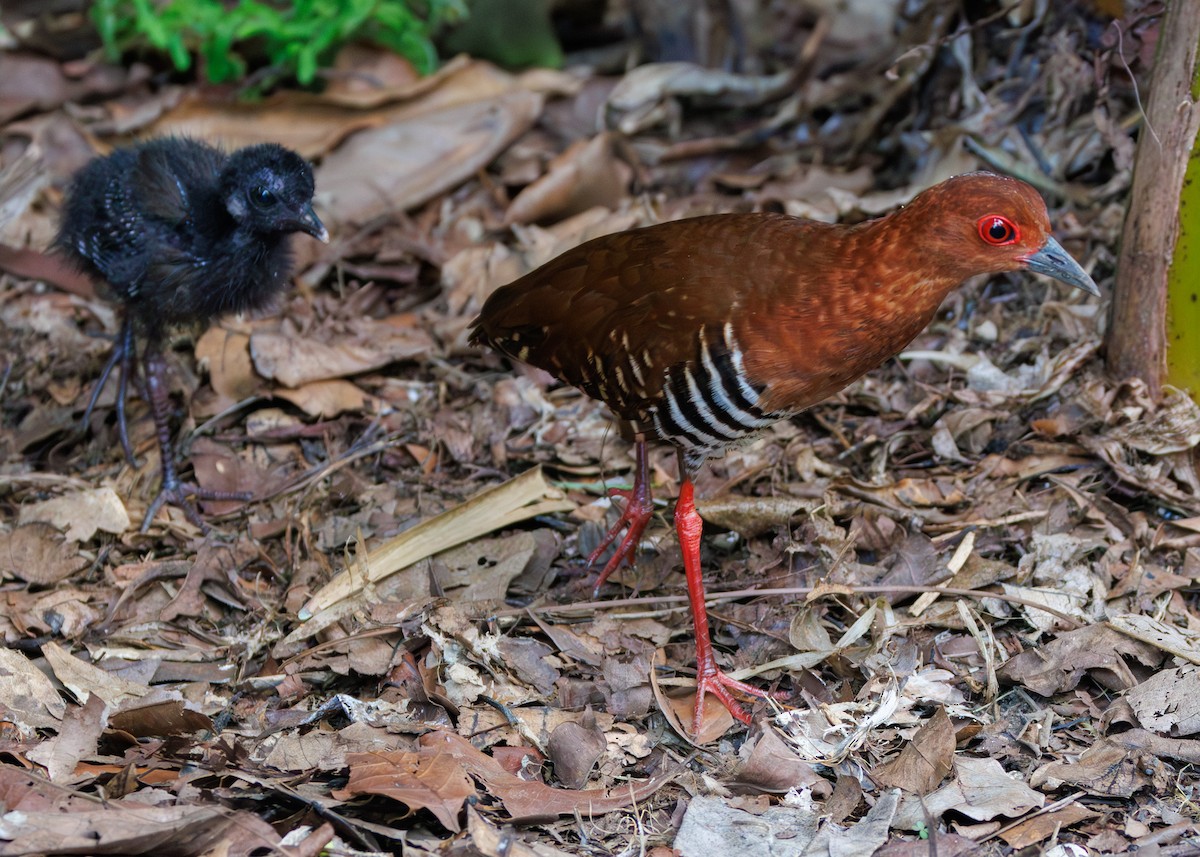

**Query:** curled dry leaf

left=317, top=90, right=543, bottom=225
left=42, top=642, right=149, bottom=709
left=505, top=133, right=631, bottom=226
left=696, top=494, right=817, bottom=539
left=26, top=695, right=106, bottom=783
left=730, top=726, right=828, bottom=794
left=998, top=623, right=1161, bottom=696
left=546, top=719, right=606, bottom=789
left=605, top=62, right=793, bottom=134
left=895, top=756, right=1044, bottom=828
left=194, top=326, right=261, bottom=406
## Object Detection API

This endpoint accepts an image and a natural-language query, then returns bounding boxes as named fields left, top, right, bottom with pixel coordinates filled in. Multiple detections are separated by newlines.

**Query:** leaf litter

left=0, top=1, right=1198, bottom=854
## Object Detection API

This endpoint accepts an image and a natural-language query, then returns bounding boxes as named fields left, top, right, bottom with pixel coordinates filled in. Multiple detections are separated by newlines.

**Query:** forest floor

left=2, top=2, right=1199, bottom=855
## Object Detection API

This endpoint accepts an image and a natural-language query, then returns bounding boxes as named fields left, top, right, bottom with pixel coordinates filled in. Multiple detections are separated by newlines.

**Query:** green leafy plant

left=90, top=0, right=465, bottom=87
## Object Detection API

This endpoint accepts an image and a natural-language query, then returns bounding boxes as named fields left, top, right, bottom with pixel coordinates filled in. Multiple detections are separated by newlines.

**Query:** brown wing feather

left=471, top=213, right=820, bottom=421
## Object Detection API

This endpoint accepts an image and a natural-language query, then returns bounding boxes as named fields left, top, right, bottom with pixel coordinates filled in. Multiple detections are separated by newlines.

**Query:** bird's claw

left=586, top=484, right=655, bottom=596
left=691, top=666, right=780, bottom=737
left=140, top=481, right=253, bottom=534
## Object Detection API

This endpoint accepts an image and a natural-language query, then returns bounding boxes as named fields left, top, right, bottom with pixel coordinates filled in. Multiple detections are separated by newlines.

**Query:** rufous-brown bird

left=470, top=172, right=1099, bottom=736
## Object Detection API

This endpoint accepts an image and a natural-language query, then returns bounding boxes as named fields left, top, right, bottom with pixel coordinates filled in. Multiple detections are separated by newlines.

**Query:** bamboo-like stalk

left=1166, top=55, right=1200, bottom=397
left=1107, top=1, right=1200, bottom=399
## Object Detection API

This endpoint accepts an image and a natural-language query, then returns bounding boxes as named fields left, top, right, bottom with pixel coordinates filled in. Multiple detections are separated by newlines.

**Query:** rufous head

left=902, top=171, right=1099, bottom=296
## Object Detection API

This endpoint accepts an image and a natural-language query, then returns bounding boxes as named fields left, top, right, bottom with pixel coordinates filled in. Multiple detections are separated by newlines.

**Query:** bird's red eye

left=977, top=215, right=1019, bottom=246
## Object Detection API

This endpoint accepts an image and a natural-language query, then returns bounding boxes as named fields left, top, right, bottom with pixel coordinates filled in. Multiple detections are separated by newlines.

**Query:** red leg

left=676, top=478, right=773, bottom=735
left=139, top=347, right=252, bottom=533
left=586, top=436, right=654, bottom=596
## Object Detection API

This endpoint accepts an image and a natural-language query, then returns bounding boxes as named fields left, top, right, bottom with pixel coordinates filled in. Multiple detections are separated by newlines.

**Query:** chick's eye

left=249, top=186, right=276, bottom=209
left=978, top=214, right=1018, bottom=246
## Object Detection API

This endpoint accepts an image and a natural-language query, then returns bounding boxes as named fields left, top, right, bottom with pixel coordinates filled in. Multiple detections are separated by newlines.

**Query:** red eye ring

left=978, top=214, right=1019, bottom=246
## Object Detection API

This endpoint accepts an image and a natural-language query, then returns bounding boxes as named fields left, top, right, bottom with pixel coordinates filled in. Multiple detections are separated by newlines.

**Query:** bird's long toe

left=140, top=482, right=253, bottom=534
left=692, top=667, right=779, bottom=736
left=587, top=486, right=655, bottom=596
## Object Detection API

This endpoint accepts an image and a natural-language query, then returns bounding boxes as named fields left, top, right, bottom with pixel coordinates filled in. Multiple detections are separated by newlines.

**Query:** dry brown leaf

left=1030, top=736, right=1155, bottom=797
left=997, top=804, right=1098, bottom=849
left=142, top=55, right=483, bottom=155
left=999, top=623, right=1161, bottom=696
left=274, top=379, right=379, bottom=418
left=108, top=700, right=213, bottom=738
left=17, top=487, right=130, bottom=541
left=1125, top=664, right=1200, bottom=736
left=431, top=532, right=539, bottom=602
left=546, top=718, right=606, bottom=789
left=730, top=726, right=827, bottom=794
left=871, top=706, right=956, bottom=794
left=26, top=695, right=106, bottom=783
left=649, top=648, right=736, bottom=744
left=337, top=744, right=476, bottom=832
left=696, top=494, right=817, bottom=539
left=605, top=62, right=793, bottom=134
left=41, top=642, right=149, bottom=708
left=505, top=133, right=631, bottom=226
left=0, top=799, right=281, bottom=856
left=194, top=326, right=261, bottom=405
left=294, top=466, right=573, bottom=625
left=317, top=90, right=542, bottom=225
left=0, top=522, right=88, bottom=584
left=250, top=318, right=433, bottom=387
left=188, top=437, right=262, bottom=518
left=1108, top=613, right=1200, bottom=664
left=896, top=756, right=1044, bottom=827
left=0, top=647, right=66, bottom=730
left=338, top=730, right=671, bottom=830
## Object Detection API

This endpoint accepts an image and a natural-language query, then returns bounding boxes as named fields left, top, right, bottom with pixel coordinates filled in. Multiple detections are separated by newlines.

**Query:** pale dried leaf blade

left=674, top=793, right=819, bottom=857
left=467, top=806, right=574, bottom=857
left=41, top=642, right=150, bottom=708
left=17, top=487, right=130, bottom=540
left=25, top=695, right=106, bottom=782
left=0, top=647, right=66, bottom=729
left=1125, top=664, right=1200, bottom=736
left=298, top=467, right=573, bottom=620
left=1108, top=613, right=1200, bottom=664
left=317, top=90, right=543, bottom=224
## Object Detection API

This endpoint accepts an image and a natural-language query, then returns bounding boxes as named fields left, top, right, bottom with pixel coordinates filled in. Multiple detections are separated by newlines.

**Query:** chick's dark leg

left=82, top=315, right=137, bottom=465
left=140, top=346, right=252, bottom=533
left=587, top=435, right=654, bottom=596
left=674, top=456, right=775, bottom=736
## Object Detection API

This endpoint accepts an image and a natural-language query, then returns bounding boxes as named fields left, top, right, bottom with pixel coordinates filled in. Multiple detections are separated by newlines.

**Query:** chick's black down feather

left=56, top=137, right=327, bottom=336
left=55, top=136, right=327, bottom=533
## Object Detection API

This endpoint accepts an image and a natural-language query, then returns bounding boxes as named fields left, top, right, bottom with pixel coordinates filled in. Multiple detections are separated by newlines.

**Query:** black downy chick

left=56, top=137, right=328, bottom=532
